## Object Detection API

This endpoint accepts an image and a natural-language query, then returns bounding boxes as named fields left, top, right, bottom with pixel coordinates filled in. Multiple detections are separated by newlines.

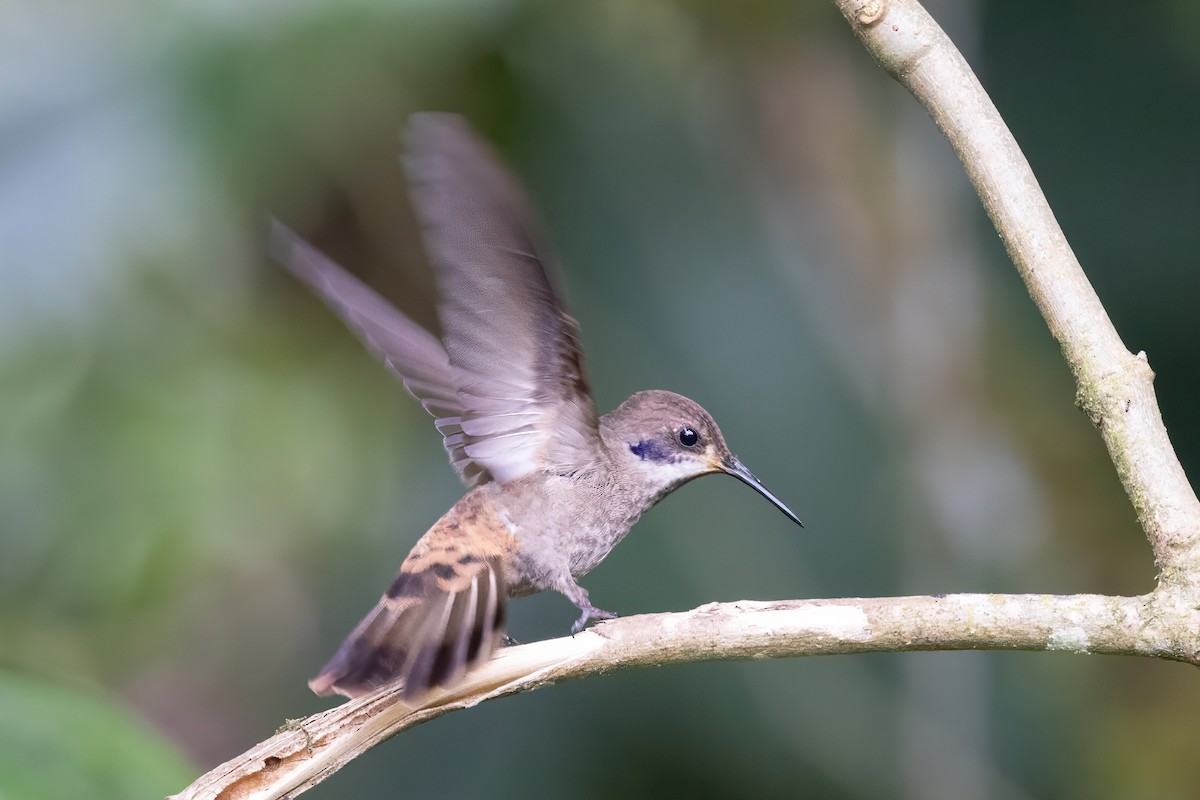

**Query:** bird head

left=600, top=390, right=803, bottom=526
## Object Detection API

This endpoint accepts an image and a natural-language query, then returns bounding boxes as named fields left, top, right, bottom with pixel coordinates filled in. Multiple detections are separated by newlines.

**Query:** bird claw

left=501, top=633, right=521, bottom=647
left=570, top=606, right=618, bottom=635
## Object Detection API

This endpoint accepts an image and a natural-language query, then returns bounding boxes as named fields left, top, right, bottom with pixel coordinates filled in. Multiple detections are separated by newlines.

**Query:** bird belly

left=506, top=507, right=644, bottom=592
left=492, top=473, right=649, bottom=592
left=563, top=518, right=637, bottom=577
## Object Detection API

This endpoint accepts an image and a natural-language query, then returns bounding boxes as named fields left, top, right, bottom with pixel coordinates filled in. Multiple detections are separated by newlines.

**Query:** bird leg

left=571, top=605, right=618, bottom=636
left=557, top=577, right=618, bottom=635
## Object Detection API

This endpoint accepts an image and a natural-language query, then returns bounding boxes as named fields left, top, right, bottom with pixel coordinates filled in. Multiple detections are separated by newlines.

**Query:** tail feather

left=310, top=559, right=506, bottom=699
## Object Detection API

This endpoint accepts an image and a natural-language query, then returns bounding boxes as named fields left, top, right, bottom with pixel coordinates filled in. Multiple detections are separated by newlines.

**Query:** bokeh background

left=4, top=1, right=1200, bottom=798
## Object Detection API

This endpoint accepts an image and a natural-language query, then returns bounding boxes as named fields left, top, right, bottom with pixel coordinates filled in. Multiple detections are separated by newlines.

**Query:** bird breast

left=486, top=471, right=652, bottom=587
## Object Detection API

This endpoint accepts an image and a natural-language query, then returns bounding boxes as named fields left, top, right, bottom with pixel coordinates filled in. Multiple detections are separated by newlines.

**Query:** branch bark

left=172, top=593, right=1191, bottom=800
left=172, top=2, right=1200, bottom=798
left=831, top=0, right=1200, bottom=586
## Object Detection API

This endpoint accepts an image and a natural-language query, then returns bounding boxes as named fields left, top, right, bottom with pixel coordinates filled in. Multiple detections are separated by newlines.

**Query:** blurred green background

left=3, top=1, right=1199, bottom=798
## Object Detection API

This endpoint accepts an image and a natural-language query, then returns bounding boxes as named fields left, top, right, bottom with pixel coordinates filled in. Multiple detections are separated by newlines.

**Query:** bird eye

left=678, top=427, right=700, bottom=447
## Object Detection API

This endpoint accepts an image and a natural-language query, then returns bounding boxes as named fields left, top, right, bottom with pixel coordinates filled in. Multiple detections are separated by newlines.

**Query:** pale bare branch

left=832, top=0, right=1200, bottom=582
left=171, top=3, right=1200, bottom=798
left=172, top=592, right=1193, bottom=800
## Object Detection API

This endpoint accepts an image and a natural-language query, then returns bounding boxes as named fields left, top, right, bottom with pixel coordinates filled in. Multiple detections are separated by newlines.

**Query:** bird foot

left=501, top=633, right=521, bottom=647
left=570, top=606, right=618, bottom=635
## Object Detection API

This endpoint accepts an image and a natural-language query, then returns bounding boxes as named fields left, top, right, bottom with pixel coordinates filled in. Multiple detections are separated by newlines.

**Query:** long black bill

left=722, top=457, right=804, bottom=528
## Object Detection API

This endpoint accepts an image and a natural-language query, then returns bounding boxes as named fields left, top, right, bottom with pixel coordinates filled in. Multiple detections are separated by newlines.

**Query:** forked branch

left=171, top=2, right=1200, bottom=798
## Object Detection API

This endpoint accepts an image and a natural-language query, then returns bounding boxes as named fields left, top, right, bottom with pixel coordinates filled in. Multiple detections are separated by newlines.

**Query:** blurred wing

left=309, top=517, right=509, bottom=700
left=270, top=220, right=488, bottom=486
left=404, top=112, right=599, bottom=483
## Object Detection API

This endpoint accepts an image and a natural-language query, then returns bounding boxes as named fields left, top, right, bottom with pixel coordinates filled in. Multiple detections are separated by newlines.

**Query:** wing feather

left=271, top=221, right=493, bottom=486
left=272, top=112, right=601, bottom=485
left=404, top=112, right=600, bottom=481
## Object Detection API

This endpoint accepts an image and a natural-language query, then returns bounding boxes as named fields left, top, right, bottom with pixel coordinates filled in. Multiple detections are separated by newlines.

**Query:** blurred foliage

left=2, top=0, right=1199, bottom=798
left=0, top=671, right=193, bottom=799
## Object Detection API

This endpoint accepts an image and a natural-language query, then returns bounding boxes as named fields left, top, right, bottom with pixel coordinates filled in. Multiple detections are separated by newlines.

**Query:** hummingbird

left=271, top=112, right=803, bottom=701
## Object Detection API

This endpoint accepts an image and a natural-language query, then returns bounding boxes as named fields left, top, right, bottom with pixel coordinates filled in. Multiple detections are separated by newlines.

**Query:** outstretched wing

left=308, top=495, right=513, bottom=699
left=270, top=221, right=488, bottom=486
left=404, top=112, right=600, bottom=482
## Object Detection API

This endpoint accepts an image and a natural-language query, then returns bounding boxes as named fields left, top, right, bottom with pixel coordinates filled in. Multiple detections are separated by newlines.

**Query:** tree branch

left=172, top=2, right=1200, bottom=798
left=171, top=592, right=1192, bottom=800
left=832, top=0, right=1200, bottom=583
